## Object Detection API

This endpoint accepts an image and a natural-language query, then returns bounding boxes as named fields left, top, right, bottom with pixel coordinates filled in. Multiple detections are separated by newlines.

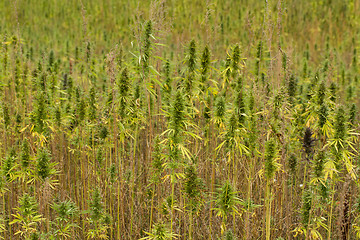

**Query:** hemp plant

left=183, top=164, right=204, bottom=240
left=10, top=193, right=44, bottom=239
left=36, top=148, right=58, bottom=187
left=86, top=188, right=110, bottom=240
left=185, top=40, right=197, bottom=94
left=213, top=181, right=241, bottom=235
left=140, top=222, right=178, bottom=240
left=200, top=45, right=210, bottom=92
left=263, top=138, right=280, bottom=240
left=51, top=199, right=79, bottom=239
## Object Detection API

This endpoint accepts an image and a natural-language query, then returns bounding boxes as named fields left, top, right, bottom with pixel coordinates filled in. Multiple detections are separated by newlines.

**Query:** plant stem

left=327, top=180, right=336, bottom=240
left=265, top=179, right=271, bottom=240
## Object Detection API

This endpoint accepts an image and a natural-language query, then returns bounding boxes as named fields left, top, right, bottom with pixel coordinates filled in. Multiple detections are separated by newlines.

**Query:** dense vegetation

left=0, top=0, right=360, bottom=239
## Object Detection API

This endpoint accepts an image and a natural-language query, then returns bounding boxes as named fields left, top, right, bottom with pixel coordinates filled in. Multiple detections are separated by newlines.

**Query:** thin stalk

left=245, top=155, right=254, bottom=239
left=232, top=148, right=236, bottom=233
left=149, top=184, right=155, bottom=230
left=327, top=180, right=336, bottom=240
left=79, top=127, right=85, bottom=235
left=210, top=157, right=215, bottom=238
left=189, top=211, right=193, bottom=240
left=265, top=179, right=271, bottom=240
left=130, top=123, right=139, bottom=237
left=170, top=169, right=175, bottom=235
left=118, top=141, right=125, bottom=237
left=117, top=177, right=121, bottom=239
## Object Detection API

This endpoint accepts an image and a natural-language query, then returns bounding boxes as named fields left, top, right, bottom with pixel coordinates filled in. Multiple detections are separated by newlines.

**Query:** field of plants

left=0, top=0, right=360, bottom=239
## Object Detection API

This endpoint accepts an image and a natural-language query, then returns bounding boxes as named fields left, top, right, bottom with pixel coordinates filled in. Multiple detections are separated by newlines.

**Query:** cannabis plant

left=86, top=188, right=110, bottom=240
left=213, top=181, right=241, bottom=234
left=51, top=199, right=79, bottom=239
left=10, top=193, right=44, bottom=239
left=36, top=148, right=58, bottom=184
left=140, top=222, right=178, bottom=240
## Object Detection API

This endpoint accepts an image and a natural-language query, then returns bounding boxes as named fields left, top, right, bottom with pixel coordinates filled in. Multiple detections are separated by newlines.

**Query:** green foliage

left=329, top=82, right=337, bottom=102
left=170, top=90, right=185, bottom=140
left=185, top=39, right=197, bottom=92
left=235, top=83, right=245, bottom=126
left=224, top=230, right=237, bottom=240
left=162, top=60, right=172, bottom=104
left=142, top=20, right=153, bottom=76
left=302, top=127, right=316, bottom=161
left=140, top=222, right=177, bottom=240
left=313, top=151, right=325, bottom=178
left=89, top=188, right=103, bottom=222
left=0, top=216, right=5, bottom=239
left=54, top=106, right=61, bottom=127
left=301, top=188, right=312, bottom=227
left=334, top=106, right=346, bottom=142
left=10, top=193, right=43, bottom=239
left=88, top=86, right=97, bottom=121
left=215, top=96, right=225, bottom=124
left=213, top=181, right=241, bottom=233
left=200, top=45, right=210, bottom=87
left=255, top=41, right=262, bottom=78
left=51, top=199, right=79, bottom=239
left=318, top=104, right=328, bottom=130
left=2, top=105, right=10, bottom=128
left=188, top=40, right=197, bottom=74
left=264, top=139, right=278, bottom=180
left=231, top=45, right=241, bottom=77
left=151, top=136, right=164, bottom=183
left=36, top=148, right=52, bottom=180
left=288, top=154, right=297, bottom=176
left=183, top=164, right=204, bottom=212
left=21, top=139, right=31, bottom=169
left=86, top=188, right=110, bottom=239
left=1, top=0, right=360, bottom=239
left=288, top=75, right=297, bottom=103
left=225, top=112, right=237, bottom=147
left=2, top=153, right=15, bottom=182
left=348, top=103, right=356, bottom=125
left=317, top=82, right=326, bottom=106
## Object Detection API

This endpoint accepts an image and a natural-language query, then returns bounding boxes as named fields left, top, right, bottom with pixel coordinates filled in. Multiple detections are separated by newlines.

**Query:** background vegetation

left=0, top=0, right=360, bottom=239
